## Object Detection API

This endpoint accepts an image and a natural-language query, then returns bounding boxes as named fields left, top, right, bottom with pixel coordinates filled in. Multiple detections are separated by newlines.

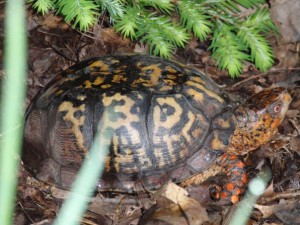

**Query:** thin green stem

left=0, top=1, right=27, bottom=224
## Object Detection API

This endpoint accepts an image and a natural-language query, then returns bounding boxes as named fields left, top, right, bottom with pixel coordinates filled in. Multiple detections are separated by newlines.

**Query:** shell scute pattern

left=23, top=54, right=232, bottom=191
left=150, top=94, right=210, bottom=168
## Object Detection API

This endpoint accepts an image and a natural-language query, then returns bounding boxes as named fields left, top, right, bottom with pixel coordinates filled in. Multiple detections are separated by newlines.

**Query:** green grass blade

left=229, top=166, right=271, bottom=225
left=0, top=1, right=27, bottom=225
left=53, top=113, right=113, bottom=225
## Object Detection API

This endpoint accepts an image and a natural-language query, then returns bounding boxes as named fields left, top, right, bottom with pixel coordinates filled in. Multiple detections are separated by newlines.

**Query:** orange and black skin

left=224, top=87, right=292, bottom=203
left=182, top=88, right=292, bottom=203
left=229, top=87, right=292, bottom=155
left=22, top=54, right=292, bottom=205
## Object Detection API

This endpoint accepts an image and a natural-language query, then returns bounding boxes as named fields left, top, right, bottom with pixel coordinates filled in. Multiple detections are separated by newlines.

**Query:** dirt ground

left=0, top=2, right=300, bottom=225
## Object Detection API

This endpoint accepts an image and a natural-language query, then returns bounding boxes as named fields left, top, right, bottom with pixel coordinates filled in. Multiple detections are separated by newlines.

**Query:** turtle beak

left=282, top=91, right=292, bottom=105
left=277, top=90, right=292, bottom=125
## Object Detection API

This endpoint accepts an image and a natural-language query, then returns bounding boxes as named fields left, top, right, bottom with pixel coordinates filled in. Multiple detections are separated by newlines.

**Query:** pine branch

left=96, top=0, right=125, bottom=22
left=243, top=8, right=278, bottom=34
left=27, top=0, right=278, bottom=77
left=152, top=16, right=190, bottom=48
left=113, top=6, right=141, bottom=40
left=210, top=25, right=250, bottom=78
left=27, top=0, right=54, bottom=14
left=238, top=8, right=277, bottom=71
left=142, top=35, right=175, bottom=58
left=56, top=0, right=98, bottom=31
left=232, top=0, right=262, bottom=9
left=238, top=27, right=274, bottom=71
left=178, top=0, right=213, bottom=41
left=139, top=15, right=189, bottom=58
left=202, top=0, right=264, bottom=13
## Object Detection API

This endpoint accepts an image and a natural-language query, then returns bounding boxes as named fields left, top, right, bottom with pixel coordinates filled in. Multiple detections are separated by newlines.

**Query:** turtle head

left=228, top=87, right=292, bottom=155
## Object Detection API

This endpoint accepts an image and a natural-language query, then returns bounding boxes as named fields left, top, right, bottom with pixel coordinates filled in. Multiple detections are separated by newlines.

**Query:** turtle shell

left=23, top=54, right=236, bottom=192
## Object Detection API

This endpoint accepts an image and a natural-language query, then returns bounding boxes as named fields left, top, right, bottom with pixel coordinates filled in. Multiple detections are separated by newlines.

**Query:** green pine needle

left=96, top=0, right=125, bottom=22
left=238, top=8, right=277, bottom=71
left=138, top=15, right=189, bottom=58
left=220, top=1, right=242, bottom=13
left=27, top=0, right=54, bottom=14
left=142, top=35, right=174, bottom=58
left=234, top=0, right=261, bottom=8
left=27, top=0, right=278, bottom=76
left=56, top=0, right=98, bottom=31
left=114, top=6, right=141, bottom=40
left=152, top=16, right=190, bottom=48
left=210, top=25, right=250, bottom=78
left=178, top=0, right=213, bottom=41
left=243, top=8, right=278, bottom=34
left=238, top=28, right=274, bottom=71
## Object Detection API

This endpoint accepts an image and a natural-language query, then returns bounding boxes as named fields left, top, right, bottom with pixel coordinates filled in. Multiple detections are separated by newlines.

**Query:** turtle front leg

left=211, top=154, right=248, bottom=203
left=181, top=154, right=248, bottom=204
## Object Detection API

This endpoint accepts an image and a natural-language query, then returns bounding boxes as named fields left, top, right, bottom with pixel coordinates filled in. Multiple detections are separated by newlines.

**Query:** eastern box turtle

left=22, top=54, right=292, bottom=203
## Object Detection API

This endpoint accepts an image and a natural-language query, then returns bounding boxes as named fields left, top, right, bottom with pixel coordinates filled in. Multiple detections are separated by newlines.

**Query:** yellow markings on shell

left=89, top=60, right=110, bottom=72
left=191, top=128, right=200, bottom=138
left=177, top=111, right=198, bottom=158
left=158, top=86, right=173, bottom=92
left=132, top=78, right=150, bottom=87
left=89, top=59, right=120, bottom=75
left=114, top=65, right=127, bottom=74
left=102, top=94, right=140, bottom=138
left=166, top=74, right=177, bottom=79
left=189, top=76, right=205, bottom=85
left=132, top=63, right=162, bottom=87
left=185, top=87, right=204, bottom=103
left=112, top=74, right=128, bottom=83
left=112, top=135, right=120, bottom=172
left=84, top=76, right=105, bottom=88
left=153, top=96, right=184, bottom=166
left=94, top=76, right=105, bottom=85
left=216, top=118, right=231, bottom=129
left=186, top=80, right=224, bottom=103
left=56, top=89, right=63, bottom=95
left=58, top=102, right=87, bottom=153
left=102, top=93, right=145, bottom=173
left=77, top=95, right=87, bottom=101
left=181, top=111, right=195, bottom=143
left=84, top=80, right=93, bottom=88
left=162, top=135, right=178, bottom=159
left=154, top=96, right=183, bottom=130
left=101, top=84, right=112, bottom=89
left=163, top=79, right=177, bottom=86
left=210, top=131, right=227, bottom=151
left=165, top=66, right=178, bottom=74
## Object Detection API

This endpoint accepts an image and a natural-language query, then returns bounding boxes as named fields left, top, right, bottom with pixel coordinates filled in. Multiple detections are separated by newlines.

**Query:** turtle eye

left=269, top=103, right=282, bottom=115
left=273, top=105, right=281, bottom=113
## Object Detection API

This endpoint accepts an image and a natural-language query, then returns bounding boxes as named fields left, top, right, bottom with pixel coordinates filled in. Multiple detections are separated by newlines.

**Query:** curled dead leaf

left=139, top=182, right=209, bottom=225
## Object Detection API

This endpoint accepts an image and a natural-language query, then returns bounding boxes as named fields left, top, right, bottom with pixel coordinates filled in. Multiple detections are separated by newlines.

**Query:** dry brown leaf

left=260, top=182, right=276, bottom=199
left=254, top=204, right=275, bottom=218
left=154, top=181, right=189, bottom=204
left=40, top=14, right=69, bottom=30
left=139, top=182, right=209, bottom=225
